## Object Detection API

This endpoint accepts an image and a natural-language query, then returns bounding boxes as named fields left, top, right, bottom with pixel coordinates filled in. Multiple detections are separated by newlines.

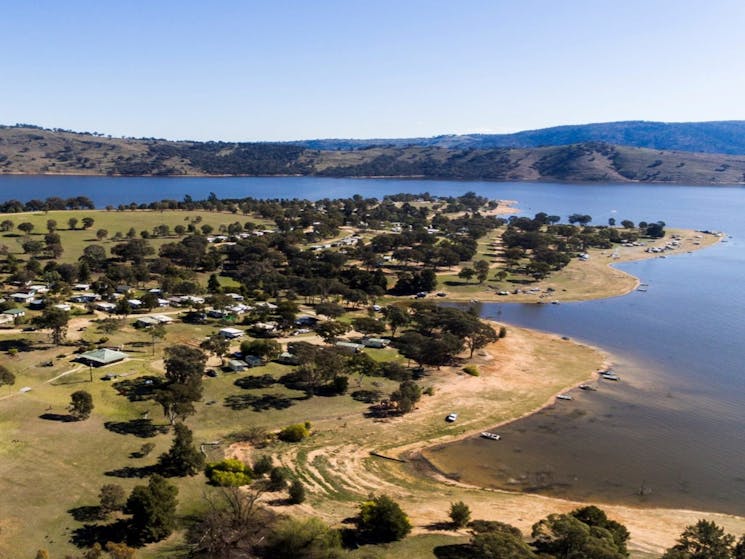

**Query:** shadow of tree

left=39, top=412, right=77, bottom=422
left=104, top=419, right=169, bottom=438
left=424, top=521, right=456, bottom=531
left=433, top=544, right=475, bottom=559
left=68, top=505, right=103, bottom=522
left=0, top=339, right=34, bottom=352
left=112, top=376, right=164, bottom=401
left=234, top=374, right=276, bottom=389
left=104, top=464, right=157, bottom=478
left=70, top=519, right=132, bottom=549
left=223, top=394, right=297, bottom=412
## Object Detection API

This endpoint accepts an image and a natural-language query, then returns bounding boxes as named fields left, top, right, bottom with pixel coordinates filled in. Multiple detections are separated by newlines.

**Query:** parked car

left=446, top=413, right=458, bottom=422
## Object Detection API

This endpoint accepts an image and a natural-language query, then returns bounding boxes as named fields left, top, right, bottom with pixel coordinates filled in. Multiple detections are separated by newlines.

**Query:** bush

left=332, top=375, right=349, bottom=395
left=253, top=454, right=274, bottom=477
left=288, top=479, right=306, bottom=504
left=422, top=386, right=435, bottom=396
left=463, top=365, right=480, bottom=376
left=449, top=501, right=471, bottom=528
left=358, top=494, right=412, bottom=543
left=268, top=466, right=290, bottom=491
left=498, top=326, right=507, bottom=338
left=205, top=458, right=253, bottom=487
left=278, top=423, right=311, bottom=443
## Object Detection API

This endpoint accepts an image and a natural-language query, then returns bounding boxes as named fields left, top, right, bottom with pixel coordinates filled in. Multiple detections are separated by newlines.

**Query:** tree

left=531, top=511, right=628, bottom=559
left=46, top=219, right=57, bottom=232
left=68, top=217, right=79, bottom=230
left=390, top=380, right=421, bottom=414
left=200, top=333, right=230, bottom=365
left=0, top=365, right=16, bottom=394
left=149, top=323, right=166, bottom=355
left=449, top=501, right=471, bottom=529
left=357, top=494, right=412, bottom=543
left=207, top=273, right=221, bottom=293
left=82, top=217, right=95, bottom=229
left=69, top=390, right=94, bottom=420
left=158, top=422, right=205, bottom=477
left=0, top=219, right=14, bottom=232
left=314, top=301, right=345, bottom=318
left=662, top=520, right=735, bottom=559
left=464, top=320, right=499, bottom=358
left=126, top=474, right=179, bottom=544
left=352, top=316, right=386, bottom=336
left=474, top=259, right=490, bottom=284
left=471, top=528, right=538, bottom=559
left=383, top=305, right=409, bottom=337
left=458, top=267, right=476, bottom=283
left=17, top=222, right=34, bottom=235
left=98, top=483, right=127, bottom=518
left=96, top=228, right=109, bottom=241
left=264, top=517, right=343, bottom=559
left=164, top=344, right=206, bottom=385
left=315, top=320, right=351, bottom=343
left=240, top=338, right=281, bottom=362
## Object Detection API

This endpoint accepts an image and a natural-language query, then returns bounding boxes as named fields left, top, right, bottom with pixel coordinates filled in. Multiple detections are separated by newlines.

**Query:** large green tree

left=68, top=390, right=94, bottom=420
left=357, top=494, right=412, bottom=543
left=33, top=306, right=70, bottom=345
left=158, top=422, right=205, bottom=477
left=662, top=520, right=736, bottom=559
left=125, top=474, right=179, bottom=544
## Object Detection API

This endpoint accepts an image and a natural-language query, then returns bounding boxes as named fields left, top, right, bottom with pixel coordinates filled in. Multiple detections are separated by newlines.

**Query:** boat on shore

left=579, top=384, right=597, bottom=391
left=556, top=394, right=573, bottom=401
left=480, top=432, right=501, bottom=440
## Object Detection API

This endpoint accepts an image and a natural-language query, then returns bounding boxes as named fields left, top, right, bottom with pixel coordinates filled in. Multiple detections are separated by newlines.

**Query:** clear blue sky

left=3, top=0, right=745, bottom=141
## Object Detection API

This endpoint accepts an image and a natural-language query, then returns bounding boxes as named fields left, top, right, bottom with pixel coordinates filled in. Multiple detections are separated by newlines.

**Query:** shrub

left=288, top=479, right=306, bottom=504
left=205, top=458, right=252, bottom=487
left=268, top=466, right=290, bottom=491
left=358, top=494, right=412, bottom=543
left=449, top=501, right=471, bottom=528
left=463, top=365, right=479, bottom=376
left=332, top=375, right=349, bottom=394
left=252, top=454, right=274, bottom=477
left=279, top=423, right=310, bottom=442
left=498, top=326, right=507, bottom=338
left=422, top=386, right=435, bottom=396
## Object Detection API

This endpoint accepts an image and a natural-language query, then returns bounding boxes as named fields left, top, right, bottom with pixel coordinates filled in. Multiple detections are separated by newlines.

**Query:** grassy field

left=0, top=209, right=272, bottom=265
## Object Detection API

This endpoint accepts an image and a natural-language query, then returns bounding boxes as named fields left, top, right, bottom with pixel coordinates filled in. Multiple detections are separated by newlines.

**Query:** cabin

left=218, top=327, right=244, bottom=339
left=243, top=355, right=264, bottom=368
left=94, top=301, right=117, bottom=313
left=3, top=308, right=26, bottom=319
left=134, top=316, right=161, bottom=328
left=277, top=352, right=300, bottom=365
left=362, top=338, right=390, bottom=349
left=334, top=341, right=365, bottom=354
left=227, top=359, right=248, bottom=372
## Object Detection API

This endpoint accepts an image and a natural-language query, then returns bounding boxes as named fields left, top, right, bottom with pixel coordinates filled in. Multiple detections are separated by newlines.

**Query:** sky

left=3, top=0, right=745, bottom=141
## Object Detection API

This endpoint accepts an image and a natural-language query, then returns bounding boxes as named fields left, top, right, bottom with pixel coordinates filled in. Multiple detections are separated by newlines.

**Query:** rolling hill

left=1, top=124, right=745, bottom=184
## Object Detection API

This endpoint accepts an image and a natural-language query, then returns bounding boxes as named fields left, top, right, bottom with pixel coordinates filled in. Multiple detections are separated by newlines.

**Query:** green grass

left=348, top=533, right=468, bottom=558
left=0, top=209, right=271, bottom=265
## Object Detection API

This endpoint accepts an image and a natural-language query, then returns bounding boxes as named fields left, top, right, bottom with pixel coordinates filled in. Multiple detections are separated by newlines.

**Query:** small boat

left=556, top=394, right=573, bottom=401
left=579, top=384, right=597, bottom=391
left=600, top=372, right=620, bottom=381
left=480, top=432, right=501, bottom=440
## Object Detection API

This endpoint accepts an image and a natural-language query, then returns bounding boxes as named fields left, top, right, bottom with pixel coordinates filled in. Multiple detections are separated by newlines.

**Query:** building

left=334, top=341, right=365, bottom=354
left=3, top=308, right=26, bottom=319
left=77, top=348, right=128, bottom=367
left=362, top=338, right=390, bottom=348
left=227, top=359, right=247, bottom=372
left=219, top=327, right=244, bottom=339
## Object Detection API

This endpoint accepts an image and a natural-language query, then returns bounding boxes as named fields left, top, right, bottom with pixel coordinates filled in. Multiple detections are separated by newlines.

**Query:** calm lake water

left=2, top=175, right=744, bottom=514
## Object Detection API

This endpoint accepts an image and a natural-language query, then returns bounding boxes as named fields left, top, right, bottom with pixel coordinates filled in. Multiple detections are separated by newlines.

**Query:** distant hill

left=1, top=124, right=745, bottom=184
left=290, top=121, right=745, bottom=154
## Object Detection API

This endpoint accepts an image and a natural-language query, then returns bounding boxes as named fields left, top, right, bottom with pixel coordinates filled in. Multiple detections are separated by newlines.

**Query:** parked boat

left=600, top=371, right=620, bottom=381
left=579, top=384, right=597, bottom=391
left=480, top=432, right=501, bottom=440
left=556, top=394, right=573, bottom=401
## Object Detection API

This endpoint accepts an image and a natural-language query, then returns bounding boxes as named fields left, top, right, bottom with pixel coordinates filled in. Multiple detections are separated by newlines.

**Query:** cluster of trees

left=0, top=195, right=94, bottom=213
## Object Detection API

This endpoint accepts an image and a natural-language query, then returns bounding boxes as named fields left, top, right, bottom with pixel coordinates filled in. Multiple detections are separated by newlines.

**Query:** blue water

left=2, top=175, right=744, bottom=513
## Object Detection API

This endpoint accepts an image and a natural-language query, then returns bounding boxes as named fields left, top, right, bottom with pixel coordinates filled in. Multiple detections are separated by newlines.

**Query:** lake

left=1, top=175, right=744, bottom=514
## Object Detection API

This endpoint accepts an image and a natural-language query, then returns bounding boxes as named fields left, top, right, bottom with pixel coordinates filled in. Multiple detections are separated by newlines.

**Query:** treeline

left=0, top=196, right=94, bottom=213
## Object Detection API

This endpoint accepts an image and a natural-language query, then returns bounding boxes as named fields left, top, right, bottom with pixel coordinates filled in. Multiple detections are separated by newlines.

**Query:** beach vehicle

left=446, top=413, right=458, bottom=422
left=579, top=384, right=597, bottom=391
left=556, top=394, right=573, bottom=401
left=480, top=432, right=501, bottom=440
left=600, top=371, right=620, bottom=381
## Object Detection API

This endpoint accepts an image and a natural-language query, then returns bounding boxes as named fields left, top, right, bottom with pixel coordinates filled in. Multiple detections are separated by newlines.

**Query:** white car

left=446, top=413, right=458, bottom=422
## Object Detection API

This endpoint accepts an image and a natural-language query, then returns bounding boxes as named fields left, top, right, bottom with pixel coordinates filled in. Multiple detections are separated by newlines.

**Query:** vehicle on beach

left=556, top=394, right=573, bottom=401
left=480, top=432, right=501, bottom=440
left=600, top=370, right=620, bottom=381
left=445, top=413, right=458, bottom=422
